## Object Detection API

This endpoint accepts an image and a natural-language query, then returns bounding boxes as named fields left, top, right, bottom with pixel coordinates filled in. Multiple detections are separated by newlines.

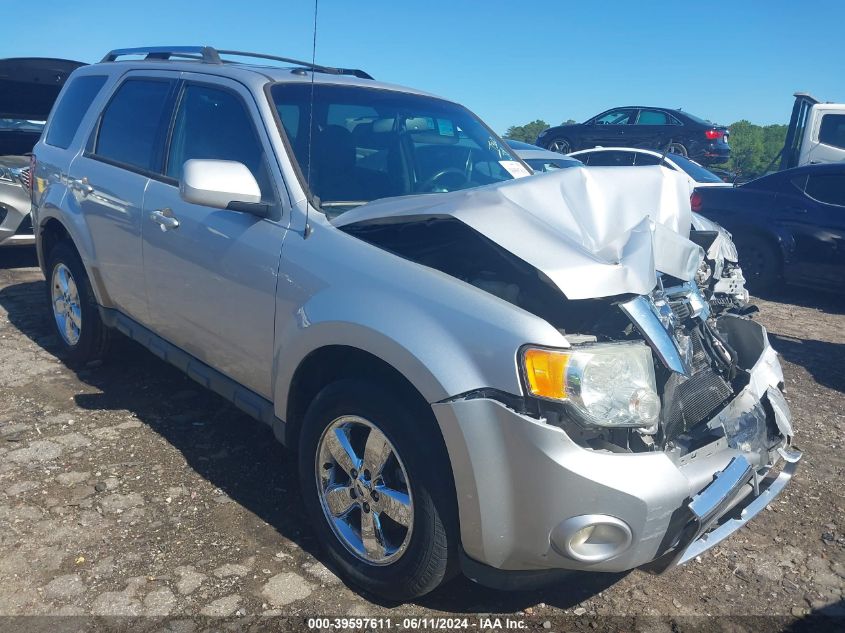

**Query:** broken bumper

left=433, top=331, right=798, bottom=578
left=672, top=450, right=800, bottom=567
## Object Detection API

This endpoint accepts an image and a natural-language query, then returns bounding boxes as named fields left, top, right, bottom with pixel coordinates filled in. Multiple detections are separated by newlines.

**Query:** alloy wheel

left=548, top=138, right=571, bottom=154
left=315, top=415, right=414, bottom=565
left=51, top=263, right=82, bottom=346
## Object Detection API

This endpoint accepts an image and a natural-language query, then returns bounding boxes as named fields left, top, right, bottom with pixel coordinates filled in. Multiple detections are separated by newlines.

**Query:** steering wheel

left=417, top=168, right=469, bottom=193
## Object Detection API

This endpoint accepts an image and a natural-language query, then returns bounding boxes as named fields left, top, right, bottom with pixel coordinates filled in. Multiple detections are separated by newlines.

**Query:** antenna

left=659, top=138, right=672, bottom=168
left=303, top=0, right=319, bottom=239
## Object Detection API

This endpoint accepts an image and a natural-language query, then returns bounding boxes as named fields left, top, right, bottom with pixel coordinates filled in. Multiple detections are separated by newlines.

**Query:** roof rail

left=99, top=46, right=373, bottom=79
left=100, top=46, right=222, bottom=63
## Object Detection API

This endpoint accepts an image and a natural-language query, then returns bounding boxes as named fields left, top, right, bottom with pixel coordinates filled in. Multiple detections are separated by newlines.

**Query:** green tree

left=503, top=119, right=549, bottom=143
left=720, top=121, right=787, bottom=178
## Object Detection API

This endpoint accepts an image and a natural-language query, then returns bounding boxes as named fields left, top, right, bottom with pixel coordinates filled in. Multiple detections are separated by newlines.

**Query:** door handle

left=70, top=177, right=94, bottom=196
left=149, top=208, right=180, bottom=231
left=788, top=207, right=808, bottom=215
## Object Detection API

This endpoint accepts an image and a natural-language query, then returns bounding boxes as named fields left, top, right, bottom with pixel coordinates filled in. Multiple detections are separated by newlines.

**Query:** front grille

left=662, top=366, right=733, bottom=444
left=18, top=167, right=31, bottom=190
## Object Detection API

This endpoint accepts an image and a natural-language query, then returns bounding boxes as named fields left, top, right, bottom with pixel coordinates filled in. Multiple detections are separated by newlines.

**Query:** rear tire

left=45, top=241, right=110, bottom=365
left=298, top=379, right=457, bottom=601
left=735, top=235, right=781, bottom=293
left=667, top=142, right=688, bottom=158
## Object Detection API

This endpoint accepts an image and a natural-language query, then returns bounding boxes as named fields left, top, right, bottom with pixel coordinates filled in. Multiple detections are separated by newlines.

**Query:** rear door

left=629, top=108, right=678, bottom=150
left=67, top=71, right=179, bottom=324
left=141, top=75, right=288, bottom=398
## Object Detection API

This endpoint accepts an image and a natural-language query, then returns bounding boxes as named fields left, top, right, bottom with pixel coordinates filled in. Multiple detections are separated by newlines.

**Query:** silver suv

left=31, top=46, right=800, bottom=600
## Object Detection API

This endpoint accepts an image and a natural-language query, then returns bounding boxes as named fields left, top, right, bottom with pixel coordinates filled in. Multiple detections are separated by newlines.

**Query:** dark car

left=692, top=163, right=845, bottom=292
left=537, top=107, right=730, bottom=165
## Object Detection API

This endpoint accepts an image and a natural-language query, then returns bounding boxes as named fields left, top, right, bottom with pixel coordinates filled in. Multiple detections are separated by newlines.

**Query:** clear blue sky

left=4, top=1, right=844, bottom=134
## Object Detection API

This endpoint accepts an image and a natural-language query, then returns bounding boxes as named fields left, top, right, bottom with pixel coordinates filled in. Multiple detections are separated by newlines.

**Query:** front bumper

left=433, top=322, right=798, bottom=577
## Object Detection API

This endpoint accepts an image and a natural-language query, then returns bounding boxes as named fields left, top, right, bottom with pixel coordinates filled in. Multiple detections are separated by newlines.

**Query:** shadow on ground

left=754, top=285, right=845, bottom=315
left=769, top=334, right=845, bottom=393
left=0, top=247, right=38, bottom=270
left=0, top=276, right=619, bottom=611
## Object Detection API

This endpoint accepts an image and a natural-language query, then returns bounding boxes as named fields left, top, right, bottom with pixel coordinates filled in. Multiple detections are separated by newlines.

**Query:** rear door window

left=94, top=79, right=175, bottom=172
left=583, top=150, right=635, bottom=166
left=166, top=83, right=273, bottom=200
left=805, top=173, right=845, bottom=206
left=45, top=75, right=108, bottom=149
left=635, top=109, right=671, bottom=125
left=819, top=114, right=845, bottom=150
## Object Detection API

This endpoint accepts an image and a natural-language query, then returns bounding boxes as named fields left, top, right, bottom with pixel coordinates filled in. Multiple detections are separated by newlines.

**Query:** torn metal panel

left=335, top=166, right=705, bottom=300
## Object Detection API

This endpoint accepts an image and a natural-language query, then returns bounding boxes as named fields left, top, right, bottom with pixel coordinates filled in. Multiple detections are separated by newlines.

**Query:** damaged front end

left=334, top=166, right=798, bottom=571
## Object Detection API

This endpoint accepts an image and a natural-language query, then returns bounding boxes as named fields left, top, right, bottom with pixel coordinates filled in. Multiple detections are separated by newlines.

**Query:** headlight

left=537, top=129, right=549, bottom=138
left=522, top=342, right=660, bottom=429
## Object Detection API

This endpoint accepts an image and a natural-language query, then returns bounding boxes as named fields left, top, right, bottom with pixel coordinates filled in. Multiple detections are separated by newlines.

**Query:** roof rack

left=100, top=46, right=373, bottom=80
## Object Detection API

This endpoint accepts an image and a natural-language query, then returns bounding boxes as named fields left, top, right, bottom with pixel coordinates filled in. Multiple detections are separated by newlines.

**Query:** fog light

left=551, top=515, right=633, bottom=563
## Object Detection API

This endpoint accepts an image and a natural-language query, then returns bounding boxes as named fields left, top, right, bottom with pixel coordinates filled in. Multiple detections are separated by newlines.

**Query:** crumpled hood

left=334, top=165, right=705, bottom=300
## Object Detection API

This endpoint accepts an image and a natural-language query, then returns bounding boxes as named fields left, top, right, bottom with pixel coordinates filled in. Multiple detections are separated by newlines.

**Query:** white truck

left=780, top=92, right=845, bottom=169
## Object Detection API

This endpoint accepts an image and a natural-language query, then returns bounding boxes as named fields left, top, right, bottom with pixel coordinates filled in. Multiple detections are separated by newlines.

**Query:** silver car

left=0, top=58, right=85, bottom=248
left=31, top=46, right=800, bottom=600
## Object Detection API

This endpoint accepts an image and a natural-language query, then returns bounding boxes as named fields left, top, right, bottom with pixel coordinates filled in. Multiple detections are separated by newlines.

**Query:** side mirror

left=179, top=159, right=269, bottom=217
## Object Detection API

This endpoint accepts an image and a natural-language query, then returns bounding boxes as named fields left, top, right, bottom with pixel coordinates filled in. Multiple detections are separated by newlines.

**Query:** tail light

left=690, top=191, right=703, bottom=212
left=704, top=129, right=723, bottom=140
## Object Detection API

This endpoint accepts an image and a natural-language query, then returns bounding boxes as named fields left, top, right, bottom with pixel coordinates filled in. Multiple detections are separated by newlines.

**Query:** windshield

left=669, top=154, right=724, bottom=183
left=0, top=118, right=45, bottom=132
left=270, top=84, right=524, bottom=213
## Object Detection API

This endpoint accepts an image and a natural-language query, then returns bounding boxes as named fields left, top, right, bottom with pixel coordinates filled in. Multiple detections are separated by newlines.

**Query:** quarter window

left=819, top=114, right=845, bottom=150
left=167, top=84, right=272, bottom=200
left=45, top=75, right=108, bottom=149
left=95, top=79, right=174, bottom=172
left=805, top=173, right=845, bottom=206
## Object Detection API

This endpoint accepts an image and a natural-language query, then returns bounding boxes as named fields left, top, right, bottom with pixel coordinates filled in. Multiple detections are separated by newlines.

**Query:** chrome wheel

left=548, top=138, right=571, bottom=154
left=51, top=263, right=82, bottom=346
left=315, top=415, right=414, bottom=565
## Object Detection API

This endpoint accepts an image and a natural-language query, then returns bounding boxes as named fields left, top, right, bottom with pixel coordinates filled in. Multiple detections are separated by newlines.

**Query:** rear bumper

left=435, top=324, right=798, bottom=579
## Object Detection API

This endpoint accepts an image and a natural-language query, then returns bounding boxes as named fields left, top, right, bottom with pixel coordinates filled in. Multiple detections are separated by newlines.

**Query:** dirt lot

left=0, top=247, right=843, bottom=632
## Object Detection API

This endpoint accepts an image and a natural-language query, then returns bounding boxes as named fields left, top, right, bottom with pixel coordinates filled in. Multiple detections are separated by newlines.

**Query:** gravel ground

left=0, top=247, right=843, bottom=632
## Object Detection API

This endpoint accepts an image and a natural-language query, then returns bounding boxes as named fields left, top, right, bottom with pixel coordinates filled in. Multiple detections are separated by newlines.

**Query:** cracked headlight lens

left=522, top=342, right=660, bottom=428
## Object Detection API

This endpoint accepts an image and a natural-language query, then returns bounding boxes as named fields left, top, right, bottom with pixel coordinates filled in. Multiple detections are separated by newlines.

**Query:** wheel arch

left=282, top=343, right=445, bottom=451
left=37, top=212, right=112, bottom=307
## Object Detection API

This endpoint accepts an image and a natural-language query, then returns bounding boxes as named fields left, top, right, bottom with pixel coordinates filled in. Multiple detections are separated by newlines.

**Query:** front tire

left=46, top=241, right=110, bottom=364
left=547, top=137, right=572, bottom=154
left=298, top=379, right=457, bottom=600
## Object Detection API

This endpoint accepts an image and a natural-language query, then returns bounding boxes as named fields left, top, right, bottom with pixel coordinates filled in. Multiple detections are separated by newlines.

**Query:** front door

left=141, top=77, right=289, bottom=397
left=585, top=108, right=636, bottom=148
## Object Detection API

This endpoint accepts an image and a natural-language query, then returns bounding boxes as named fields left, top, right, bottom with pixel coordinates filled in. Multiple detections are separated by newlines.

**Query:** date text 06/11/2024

left=306, top=617, right=528, bottom=630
